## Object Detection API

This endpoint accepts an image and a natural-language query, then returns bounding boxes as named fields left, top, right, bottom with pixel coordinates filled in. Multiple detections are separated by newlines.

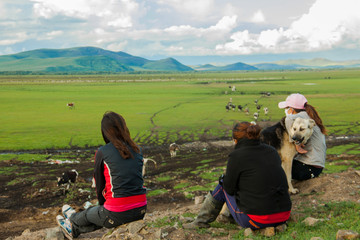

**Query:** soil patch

left=1, top=136, right=359, bottom=240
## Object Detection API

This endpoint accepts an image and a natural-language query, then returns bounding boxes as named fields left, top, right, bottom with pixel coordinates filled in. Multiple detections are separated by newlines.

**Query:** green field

left=1, top=70, right=359, bottom=151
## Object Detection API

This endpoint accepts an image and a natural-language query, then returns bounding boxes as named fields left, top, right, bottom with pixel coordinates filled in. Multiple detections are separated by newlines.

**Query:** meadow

left=0, top=69, right=359, bottom=151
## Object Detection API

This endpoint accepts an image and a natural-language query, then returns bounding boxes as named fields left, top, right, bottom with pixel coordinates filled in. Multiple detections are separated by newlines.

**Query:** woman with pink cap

left=278, top=93, right=327, bottom=180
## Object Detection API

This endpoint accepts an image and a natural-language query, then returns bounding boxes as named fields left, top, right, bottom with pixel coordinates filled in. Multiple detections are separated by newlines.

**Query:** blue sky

left=1, top=0, right=360, bottom=65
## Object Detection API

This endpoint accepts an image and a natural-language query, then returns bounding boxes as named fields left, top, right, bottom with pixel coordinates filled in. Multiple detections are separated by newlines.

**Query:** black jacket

left=94, top=143, right=146, bottom=205
left=223, top=138, right=291, bottom=215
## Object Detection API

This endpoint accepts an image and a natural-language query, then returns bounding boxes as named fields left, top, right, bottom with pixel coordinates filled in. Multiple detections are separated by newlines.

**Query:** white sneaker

left=62, top=204, right=76, bottom=219
left=56, top=215, right=73, bottom=240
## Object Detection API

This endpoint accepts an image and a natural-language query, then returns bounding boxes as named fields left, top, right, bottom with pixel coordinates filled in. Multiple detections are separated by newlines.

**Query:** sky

left=1, top=0, right=360, bottom=65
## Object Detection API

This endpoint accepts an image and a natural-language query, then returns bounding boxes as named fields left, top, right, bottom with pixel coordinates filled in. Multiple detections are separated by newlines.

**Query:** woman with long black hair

left=56, top=111, right=146, bottom=239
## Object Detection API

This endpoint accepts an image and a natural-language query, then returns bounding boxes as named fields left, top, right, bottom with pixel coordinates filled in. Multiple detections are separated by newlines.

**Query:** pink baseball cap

left=278, top=93, right=307, bottom=109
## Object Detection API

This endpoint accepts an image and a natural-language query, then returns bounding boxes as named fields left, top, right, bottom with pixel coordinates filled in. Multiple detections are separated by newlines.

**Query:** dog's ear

left=308, top=119, right=316, bottom=128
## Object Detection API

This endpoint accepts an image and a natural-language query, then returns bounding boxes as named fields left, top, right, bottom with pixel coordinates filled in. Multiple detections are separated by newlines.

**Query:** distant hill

left=254, top=63, right=298, bottom=70
left=0, top=47, right=194, bottom=73
left=193, top=62, right=258, bottom=71
left=142, top=58, right=193, bottom=71
left=273, top=58, right=360, bottom=69
left=1, top=47, right=359, bottom=73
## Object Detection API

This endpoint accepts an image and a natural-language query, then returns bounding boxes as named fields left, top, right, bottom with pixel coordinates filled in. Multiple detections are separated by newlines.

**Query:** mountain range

left=0, top=46, right=359, bottom=73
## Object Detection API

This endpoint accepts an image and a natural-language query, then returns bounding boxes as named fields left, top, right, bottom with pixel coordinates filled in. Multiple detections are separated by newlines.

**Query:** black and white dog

left=57, top=169, right=79, bottom=193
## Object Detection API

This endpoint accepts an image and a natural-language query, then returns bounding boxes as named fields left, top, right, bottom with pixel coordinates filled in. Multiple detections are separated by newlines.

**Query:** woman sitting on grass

left=183, top=122, right=292, bottom=230
left=56, top=111, right=147, bottom=239
left=278, top=93, right=327, bottom=180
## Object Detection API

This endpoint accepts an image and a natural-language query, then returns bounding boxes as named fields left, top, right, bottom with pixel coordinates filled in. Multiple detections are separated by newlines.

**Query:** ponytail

left=304, top=103, right=327, bottom=135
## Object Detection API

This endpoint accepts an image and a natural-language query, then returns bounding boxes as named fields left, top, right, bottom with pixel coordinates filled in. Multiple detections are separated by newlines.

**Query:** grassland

left=1, top=69, right=359, bottom=151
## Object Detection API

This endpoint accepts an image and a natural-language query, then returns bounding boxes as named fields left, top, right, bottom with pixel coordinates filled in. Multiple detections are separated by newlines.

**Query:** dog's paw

left=289, top=187, right=299, bottom=194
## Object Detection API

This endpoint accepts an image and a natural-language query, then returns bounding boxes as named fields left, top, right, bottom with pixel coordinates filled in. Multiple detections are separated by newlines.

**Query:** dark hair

left=293, top=103, right=327, bottom=135
left=101, top=111, right=140, bottom=159
left=232, top=122, right=261, bottom=140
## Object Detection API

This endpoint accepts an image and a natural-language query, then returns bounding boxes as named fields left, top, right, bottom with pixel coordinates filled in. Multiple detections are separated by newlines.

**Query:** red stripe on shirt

left=247, top=211, right=291, bottom=224
left=104, top=194, right=147, bottom=212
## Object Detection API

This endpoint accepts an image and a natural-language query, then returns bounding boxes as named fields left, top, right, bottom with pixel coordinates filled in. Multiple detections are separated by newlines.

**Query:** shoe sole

left=56, top=217, right=73, bottom=240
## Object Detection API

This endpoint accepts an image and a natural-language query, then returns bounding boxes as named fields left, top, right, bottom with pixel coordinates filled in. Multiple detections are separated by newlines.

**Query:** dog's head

left=289, top=117, right=316, bottom=145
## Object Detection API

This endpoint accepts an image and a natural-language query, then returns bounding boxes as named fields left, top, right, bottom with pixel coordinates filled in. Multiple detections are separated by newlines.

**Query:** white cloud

left=107, top=41, right=128, bottom=52
left=0, top=32, right=29, bottom=46
left=250, top=10, right=265, bottom=23
left=216, top=0, right=360, bottom=55
left=32, top=0, right=138, bottom=28
left=157, top=0, right=215, bottom=20
left=164, top=15, right=237, bottom=39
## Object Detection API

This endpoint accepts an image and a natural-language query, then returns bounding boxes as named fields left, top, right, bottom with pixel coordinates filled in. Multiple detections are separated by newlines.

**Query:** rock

left=355, top=170, right=360, bottom=177
left=128, top=233, right=143, bottom=240
left=180, top=216, right=194, bottom=223
left=244, top=228, right=254, bottom=237
left=194, top=196, right=204, bottom=205
left=153, top=226, right=176, bottom=239
left=7, top=228, right=62, bottom=240
left=275, top=223, right=287, bottom=233
left=45, top=227, right=64, bottom=240
left=127, top=220, right=145, bottom=234
left=104, top=226, right=127, bottom=239
left=291, top=231, right=297, bottom=239
left=21, top=229, right=31, bottom=236
left=336, top=229, right=360, bottom=240
left=302, top=217, right=323, bottom=226
left=259, top=227, right=275, bottom=237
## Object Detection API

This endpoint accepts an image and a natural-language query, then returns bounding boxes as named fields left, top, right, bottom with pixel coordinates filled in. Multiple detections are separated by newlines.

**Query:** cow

left=244, top=107, right=249, bottom=115
left=67, top=102, right=75, bottom=109
left=264, top=107, right=269, bottom=115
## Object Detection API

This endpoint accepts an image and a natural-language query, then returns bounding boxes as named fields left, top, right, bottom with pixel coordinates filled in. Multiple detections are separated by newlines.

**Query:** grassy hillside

left=0, top=47, right=192, bottom=72
left=1, top=69, right=359, bottom=150
left=142, top=58, right=194, bottom=71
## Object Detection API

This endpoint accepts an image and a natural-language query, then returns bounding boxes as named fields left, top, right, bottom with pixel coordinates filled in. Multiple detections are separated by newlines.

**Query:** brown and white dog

left=260, top=117, right=315, bottom=194
left=169, top=143, right=180, bottom=157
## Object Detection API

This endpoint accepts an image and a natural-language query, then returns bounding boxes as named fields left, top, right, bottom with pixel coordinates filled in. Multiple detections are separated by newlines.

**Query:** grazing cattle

left=226, top=98, right=236, bottom=111
left=261, top=92, right=271, bottom=97
left=237, top=105, right=243, bottom=111
left=57, top=169, right=78, bottom=194
left=256, top=104, right=262, bottom=110
left=169, top=143, right=180, bottom=157
left=67, top=102, right=75, bottom=109
left=264, top=107, right=269, bottom=115
left=254, top=99, right=258, bottom=104
left=244, top=107, right=249, bottom=115
left=253, top=112, right=259, bottom=120
left=142, top=158, right=157, bottom=176
left=231, top=86, right=236, bottom=92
